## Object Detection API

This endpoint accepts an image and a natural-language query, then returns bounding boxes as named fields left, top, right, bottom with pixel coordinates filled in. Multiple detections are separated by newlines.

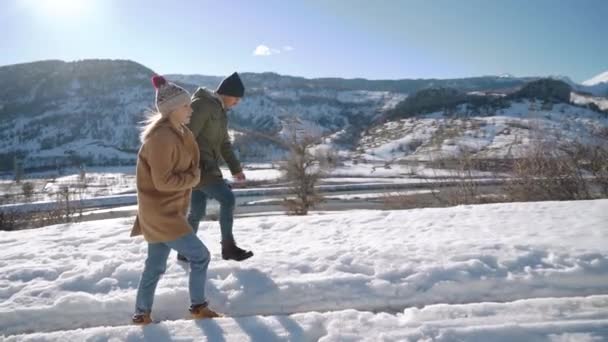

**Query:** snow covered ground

left=244, top=190, right=436, bottom=206
left=0, top=165, right=284, bottom=204
left=1, top=199, right=607, bottom=341
left=1, top=162, right=503, bottom=214
left=328, top=163, right=501, bottom=180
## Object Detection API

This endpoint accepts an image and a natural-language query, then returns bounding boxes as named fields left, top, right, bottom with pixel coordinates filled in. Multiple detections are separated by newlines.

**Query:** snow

left=330, top=162, right=499, bottom=179
left=571, top=92, right=608, bottom=111
left=0, top=165, right=284, bottom=207
left=3, top=178, right=506, bottom=214
left=358, top=100, right=608, bottom=162
left=582, top=71, right=608, bottom=86
left=244, top=190, right=436, bottom=205
left=579, top=71, right=608, bottom=96
left=5, top=297, right=608, bottom=341
left=330, top=163, right=416, bottom=178
left=1, top=199, right=608, bottom=340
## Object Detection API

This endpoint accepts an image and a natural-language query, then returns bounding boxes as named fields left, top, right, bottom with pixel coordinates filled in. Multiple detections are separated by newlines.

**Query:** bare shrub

left=281, top=133, right=325, bottom=215
left=239, top=118, right=335, bottom=215
left=426, top=147, right=485, bottom=206
left=21, top=182, right=34, bottom=202
left=382, top=192, right=424, bottom=210
left=0, top=210, right=20, bottom=231
left=503, top=141, right=597, bottom=201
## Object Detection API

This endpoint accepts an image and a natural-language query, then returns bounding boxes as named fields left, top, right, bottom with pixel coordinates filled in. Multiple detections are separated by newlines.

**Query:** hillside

left=1, top=60, right=607, bottom=172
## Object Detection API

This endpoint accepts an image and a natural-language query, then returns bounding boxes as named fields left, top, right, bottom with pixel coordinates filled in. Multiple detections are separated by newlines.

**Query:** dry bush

left=0, top=210, right=20, bottom=231
left=565, top=142, right=608, bottom=198
left=1, top=183, right=85, bottom=230
left=426, top=148, right=485, bottom=206
left=281, top=133, right=326, bottom=215
left=585, top=145, right=608, bottom=196
left=381, top=192, right=423, bottom=210
left=503, top=141, right=606, bottom=201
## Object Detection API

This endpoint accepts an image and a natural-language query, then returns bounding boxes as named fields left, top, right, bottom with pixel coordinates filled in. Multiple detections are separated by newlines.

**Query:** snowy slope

left=583, top=71, right=608, bottom=86
left=0, top=60, right=155, bottom=170
left=571, top=92, right=608, bottom=111
left=1, top=199, right=607, bottom=340
left=2, top=59, right=607, bottom=172
left=0, top=60, right=408, bottom=171
left=581, top=71, right=608, bottom=96
left=357, top=99, right=608, bottom=161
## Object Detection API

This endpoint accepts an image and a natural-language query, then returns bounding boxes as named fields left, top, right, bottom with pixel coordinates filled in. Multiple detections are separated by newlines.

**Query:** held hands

left=188, top=162, right=200, bottom=180
left=233, top=172, right=246, bottom=182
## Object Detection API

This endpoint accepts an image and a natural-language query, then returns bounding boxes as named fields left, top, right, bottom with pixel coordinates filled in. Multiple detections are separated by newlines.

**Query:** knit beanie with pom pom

left=151, top=75, right=191, bottom=116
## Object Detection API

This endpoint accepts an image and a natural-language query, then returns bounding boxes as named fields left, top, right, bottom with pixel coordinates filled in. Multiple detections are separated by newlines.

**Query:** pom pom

left=151, top=75, right=166, bottom=89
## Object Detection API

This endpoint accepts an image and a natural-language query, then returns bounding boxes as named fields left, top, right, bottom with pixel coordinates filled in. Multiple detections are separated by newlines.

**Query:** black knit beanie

left=216, top=72, right=245, bottom=97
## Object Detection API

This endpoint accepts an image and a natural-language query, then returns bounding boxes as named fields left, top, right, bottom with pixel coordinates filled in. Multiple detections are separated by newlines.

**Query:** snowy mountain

left=167, top=72, right=535, bottom=147
left=0, top=60, right=412, bottom=171
left=583, top=71, right=608, bottom=86
left=581, top=70, right=608, bottom=96
left=1, top=59, right=606, bottom=172
left=356, top=99, right=608, bottom=162
left=353, top=79, right=607, bottom=162
left=0, top=60, right=155, bottom=171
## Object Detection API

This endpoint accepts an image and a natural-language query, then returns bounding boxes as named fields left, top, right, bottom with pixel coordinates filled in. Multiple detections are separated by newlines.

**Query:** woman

left=130, top=75, right=219, bottom=325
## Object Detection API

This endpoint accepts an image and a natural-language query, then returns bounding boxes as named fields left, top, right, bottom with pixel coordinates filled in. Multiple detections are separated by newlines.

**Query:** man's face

left=222, top=96, right=241, bottom=109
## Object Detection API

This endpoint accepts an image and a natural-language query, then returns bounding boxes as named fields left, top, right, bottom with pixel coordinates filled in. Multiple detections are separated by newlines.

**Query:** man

left=180, top=72, right=253, bottom=262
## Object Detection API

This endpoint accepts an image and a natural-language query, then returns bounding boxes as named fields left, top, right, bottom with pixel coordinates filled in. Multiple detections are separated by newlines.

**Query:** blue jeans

left=187, top=180, right=235, bottom=242
left=135, top=232, right=210, bottom=314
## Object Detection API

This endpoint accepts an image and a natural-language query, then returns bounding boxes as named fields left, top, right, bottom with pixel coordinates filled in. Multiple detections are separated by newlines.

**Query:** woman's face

left=171, top=102, right=193, bottom=124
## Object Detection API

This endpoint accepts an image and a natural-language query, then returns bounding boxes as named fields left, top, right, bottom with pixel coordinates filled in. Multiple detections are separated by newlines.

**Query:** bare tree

left=279, top=121, right=331, bottom=215
left=584, top=144, right=608, bottom=197
left=13, top=156, right=23, bottom=183
left=503, top=140, right=596, bottom=202
left=21, top=182, right=34, bottom=202
left=422, top=145, right=489, bottom=207
left=238, top=117, right=334, bottom=215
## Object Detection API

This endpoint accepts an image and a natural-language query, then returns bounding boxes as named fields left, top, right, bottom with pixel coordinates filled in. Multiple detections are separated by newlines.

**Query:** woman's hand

left=188, top=163, right=201, bottom=183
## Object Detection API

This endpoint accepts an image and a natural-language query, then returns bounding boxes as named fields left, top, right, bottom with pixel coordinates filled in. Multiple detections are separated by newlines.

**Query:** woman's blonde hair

left=139, top=110, right=169, bottom=143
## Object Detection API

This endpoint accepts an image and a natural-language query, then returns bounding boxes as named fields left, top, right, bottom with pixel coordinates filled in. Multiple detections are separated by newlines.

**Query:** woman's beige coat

left=130, top=120, right=200, bottom=243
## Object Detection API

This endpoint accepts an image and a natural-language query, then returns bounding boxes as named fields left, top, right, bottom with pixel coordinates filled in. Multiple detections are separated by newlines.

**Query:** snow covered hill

left=0, top=61, right=409, bottom=171
left=2, top=59, right=607, bottom=173
left=356, top=99, right=608, bottom=162
left=582, top=71, right=608, bottom=96
left=571, top=92, right=608, bottom=111
left=550, top=71, right=608, bottom=97
left=0, top=60, right=532, bottom=172
left=0, top=60, right=153, bottom=171
left=583, top=71, right=608, bottom=86
left=1, top=199, right=607, bottom=340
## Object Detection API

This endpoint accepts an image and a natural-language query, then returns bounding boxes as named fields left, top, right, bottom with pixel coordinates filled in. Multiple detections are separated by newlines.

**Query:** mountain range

left=0, top=59, right=606, bottom=172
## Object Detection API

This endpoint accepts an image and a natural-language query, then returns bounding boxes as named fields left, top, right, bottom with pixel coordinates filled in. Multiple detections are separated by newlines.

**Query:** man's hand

left=233, top=172, right=246, bottom=182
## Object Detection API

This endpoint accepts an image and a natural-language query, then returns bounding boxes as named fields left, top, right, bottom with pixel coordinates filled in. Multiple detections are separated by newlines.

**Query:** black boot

left=221, top=240, right=253, bottom=261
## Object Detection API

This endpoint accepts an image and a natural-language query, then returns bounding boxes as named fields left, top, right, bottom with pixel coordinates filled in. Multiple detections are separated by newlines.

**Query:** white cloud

left=253, top=44, right=294, bottom=56
left=253, top=45, right=280, bottom=56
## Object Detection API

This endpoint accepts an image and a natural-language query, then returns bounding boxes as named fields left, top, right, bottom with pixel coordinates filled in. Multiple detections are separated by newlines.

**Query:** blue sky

left=1, top=0, right=606, bottom=82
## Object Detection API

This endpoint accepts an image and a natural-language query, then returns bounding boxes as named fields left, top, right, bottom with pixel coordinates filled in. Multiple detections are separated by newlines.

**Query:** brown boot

left=190, top=303, right=222, bottom=319
left=221, top=239, right=253, bottom=261
left=132, top=312, right=153, bottom=325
